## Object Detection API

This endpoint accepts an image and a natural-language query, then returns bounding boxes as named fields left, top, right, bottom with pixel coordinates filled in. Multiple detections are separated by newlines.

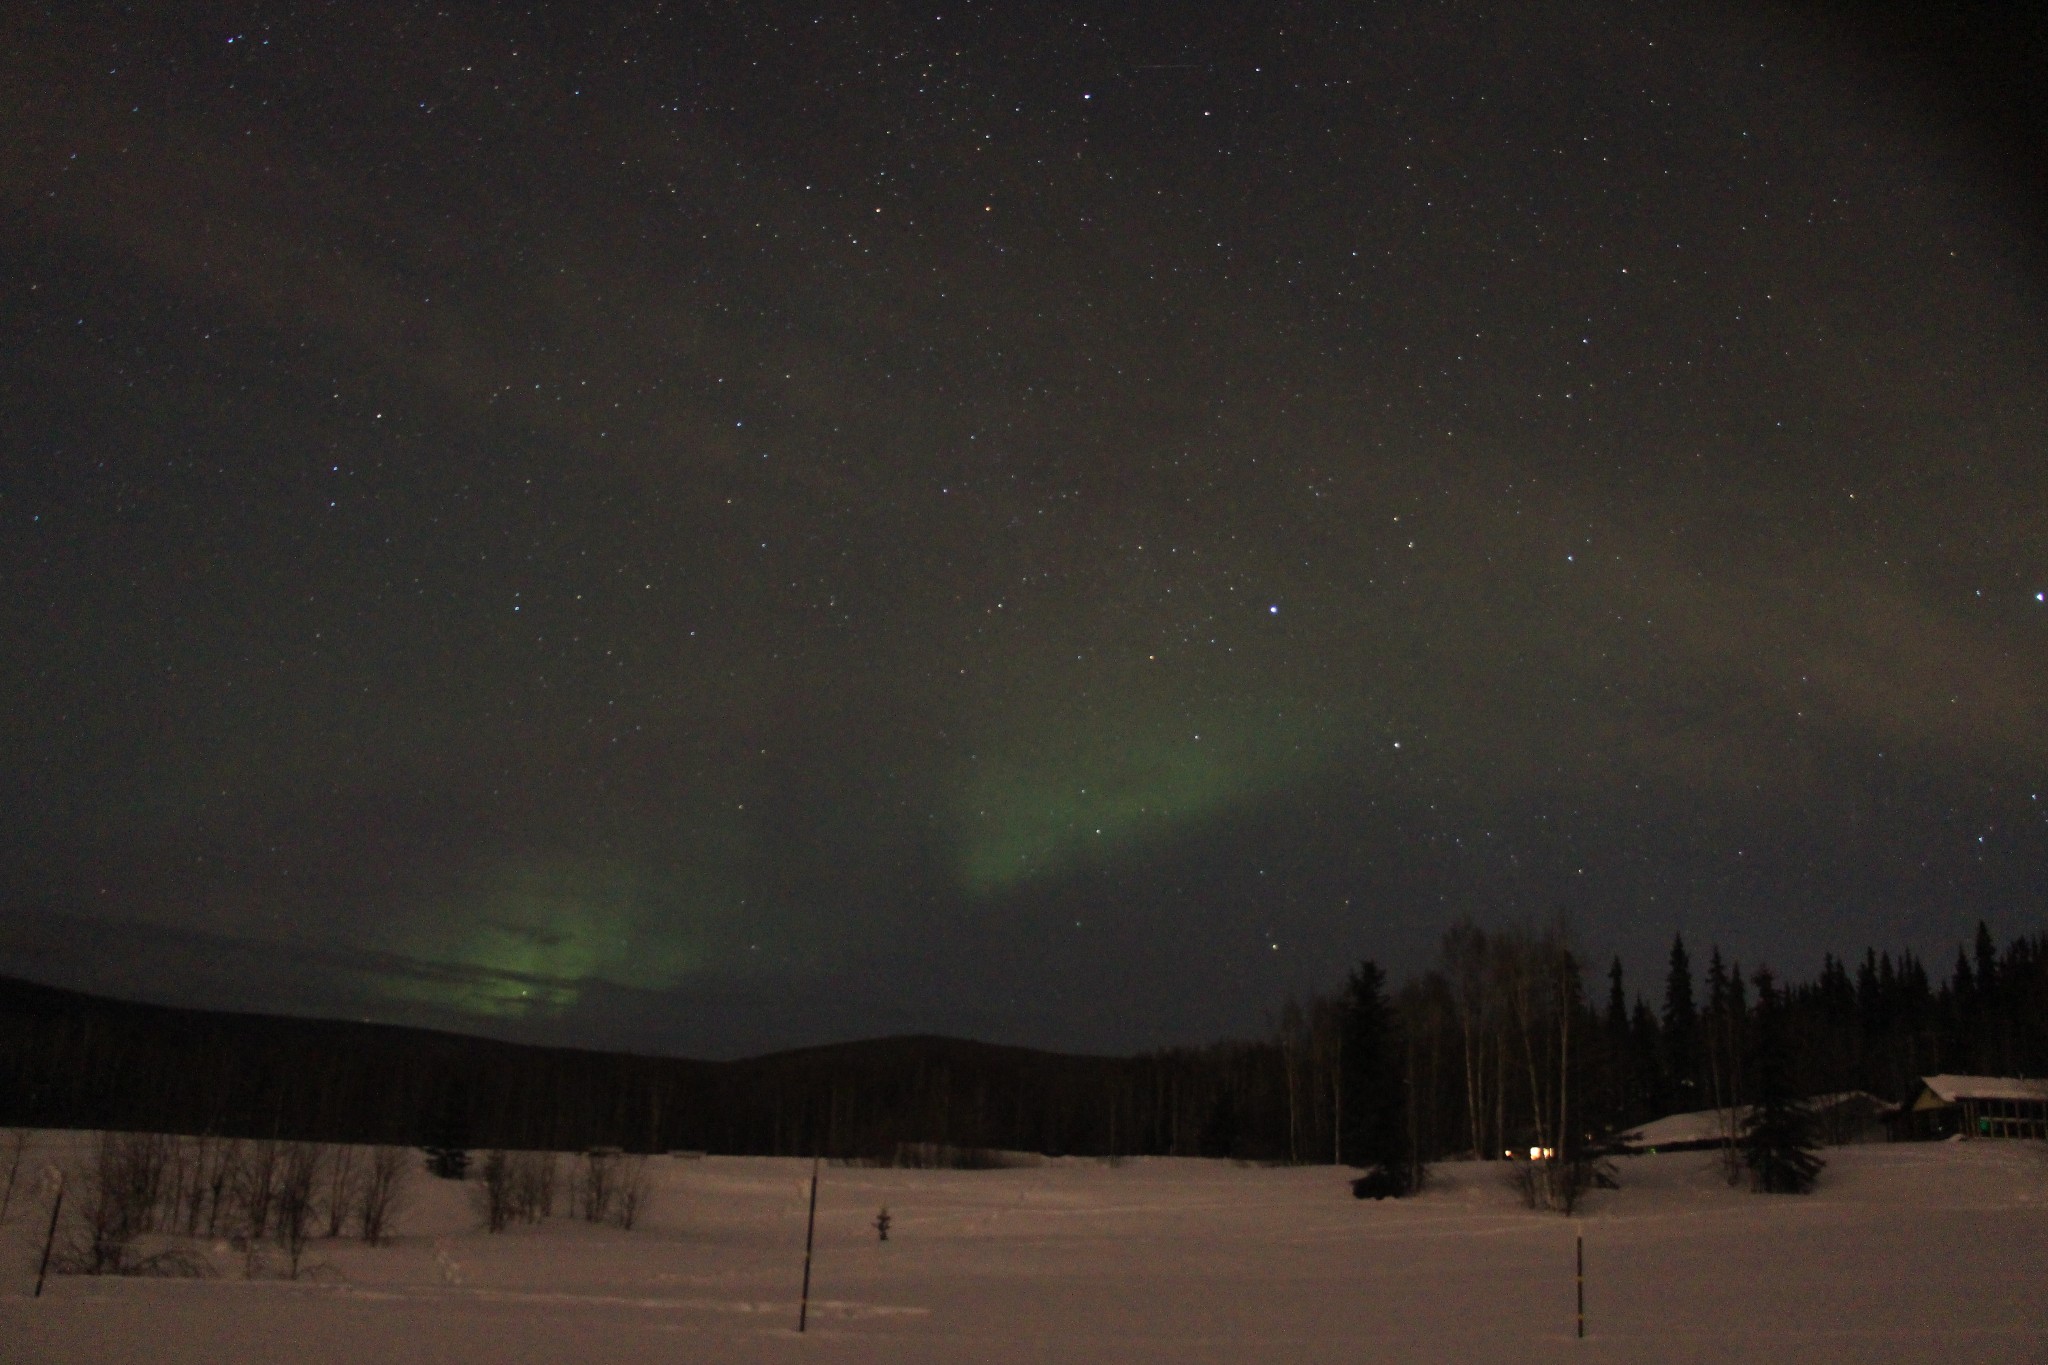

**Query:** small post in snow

left=797, top=1156, right=820, bottom=1333
left=35, top=1169, right=65, bottom=1298
left=1574, top=1224, right=1585, bottom=1339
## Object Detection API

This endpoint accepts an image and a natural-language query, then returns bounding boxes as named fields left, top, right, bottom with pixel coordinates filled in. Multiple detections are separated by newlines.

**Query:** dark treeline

left=1270, top=919, right=2048, bottom=1177
left=2, top=922, right=2042, bottom=1164
left=0, top=976, right=1283, bottom=1159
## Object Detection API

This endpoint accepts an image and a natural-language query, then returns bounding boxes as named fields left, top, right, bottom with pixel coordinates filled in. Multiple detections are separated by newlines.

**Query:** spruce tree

left=1703, top=947, right=1740, bottom=1177
left=1604, top=958, right=1634, bottom=1126
left=1662, top=935, right=1699, bottom=1109
left=1629, top=997, right=1663, bottom=1117
left=424, top=1086, right=473, bottom=1180
left=1340, top=960, right=1414, bottom=1197
left=1973, top=921, right=1998, bottom=999
left=1742, top=967, right=1823, bottom=1194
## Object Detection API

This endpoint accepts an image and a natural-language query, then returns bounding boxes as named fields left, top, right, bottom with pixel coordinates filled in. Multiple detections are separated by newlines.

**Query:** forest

left=2, top=922, right=2042, bottom=1171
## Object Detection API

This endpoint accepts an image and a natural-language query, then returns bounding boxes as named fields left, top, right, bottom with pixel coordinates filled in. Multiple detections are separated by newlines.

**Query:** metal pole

left=35, top=1174, right=65, bottom=1299
left=797, top=1156, right=820, bottom=1333
left=1575, top=1226, right=1585, bottom=1339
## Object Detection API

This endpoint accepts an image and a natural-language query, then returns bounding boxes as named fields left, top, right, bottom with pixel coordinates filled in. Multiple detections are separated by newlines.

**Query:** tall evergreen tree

left=1700, top=946, right=1740, bottom=1169
left=1742, top=968, right=1823, bottom=1194
left=1705, top=948, right=1730, bottom=1022
left=1662, top=935, right=1700, bottom=1108
left=1602, top=958, right=1634, bottom=1127
left=1704, top=949, right=1732, bottom=1097
left=1973, top=922, right=1998, bottom=1000
left=1340, top=961, right=1414, bottom=1197
left=1629, top=997, right=1663, bottom=1116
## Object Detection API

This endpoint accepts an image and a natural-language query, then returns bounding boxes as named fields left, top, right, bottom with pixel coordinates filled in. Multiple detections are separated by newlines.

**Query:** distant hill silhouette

left=0, top=975, right=1283, bottom=1159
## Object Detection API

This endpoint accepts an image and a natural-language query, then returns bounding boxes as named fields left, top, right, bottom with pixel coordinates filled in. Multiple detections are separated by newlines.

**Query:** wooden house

left=1908, top=1075, right=2048, bottom=1140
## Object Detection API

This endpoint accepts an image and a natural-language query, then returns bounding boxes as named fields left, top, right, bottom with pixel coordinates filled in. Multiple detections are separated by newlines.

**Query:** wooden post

left=1575, top=1226, right=1585, bottom=1339
left=35, top=1172, right=65, bottom=1299
left=1331, top=1033, right=1342, bottom=1167
left=797, top=1157, right=820, bottom=1333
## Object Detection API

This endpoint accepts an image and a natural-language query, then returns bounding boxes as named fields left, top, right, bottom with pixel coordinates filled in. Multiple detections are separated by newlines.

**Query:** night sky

left=4, top=2, right=2045, bottom=1058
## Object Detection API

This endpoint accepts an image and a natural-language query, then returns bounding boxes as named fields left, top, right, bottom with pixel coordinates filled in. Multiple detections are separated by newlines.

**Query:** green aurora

left=950, top=693, right=1341, bottom=895
left=379, top=860, right=725, bottom=1017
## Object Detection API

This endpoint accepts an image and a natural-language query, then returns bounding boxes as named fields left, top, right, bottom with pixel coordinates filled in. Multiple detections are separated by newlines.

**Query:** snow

left=4, top=1133, right=2045, bottom=1363
left=1611, top=1106, right=1739, bottom=1148
left=1613, top=1093, right=1896, bottom=1151
left=1919, top=1075, right=2048, bottom=1105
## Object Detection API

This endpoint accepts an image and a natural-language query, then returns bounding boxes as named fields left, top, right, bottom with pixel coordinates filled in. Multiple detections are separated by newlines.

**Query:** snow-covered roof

left=1919, top=1075, right=2048, bottom=1104
left=1613, top=1106, right=1742, bottom=1148
left=1613, top=1092, right=1897, bottom=1148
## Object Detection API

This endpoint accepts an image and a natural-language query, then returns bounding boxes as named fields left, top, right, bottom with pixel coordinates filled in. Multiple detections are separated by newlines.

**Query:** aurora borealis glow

left=3, top=2, right=2045, bottom=1056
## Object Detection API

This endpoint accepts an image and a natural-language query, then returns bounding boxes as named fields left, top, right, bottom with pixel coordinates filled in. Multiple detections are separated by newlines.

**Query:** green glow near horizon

left=952, top=691, right=1338, bottom=894
left=375, top=857, right=725, bottom=1017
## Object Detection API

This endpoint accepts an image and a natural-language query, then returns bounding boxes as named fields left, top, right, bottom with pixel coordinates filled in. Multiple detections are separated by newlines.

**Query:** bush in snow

left=59, top=1132, right=208, bottom=1278
left=323, top=1145, right=360, bottom=1238
left=476, top=1150, right=515, bottom=1232
left=271, top=1143, right=324, bottom=1278
left=355, top=1145, right=410, bottom=1246
left=2, top=1129, right=35, bottom=1224
left=576, top=1149, right=618, bottom=1223
left=513, top=1150, right=559, bottom=1220
left=1743, top=969, right=1823, bottom=1195
left=475, top=1150, right=559, bottom=1231
left=612, top=1156, right=651, bottom=1230
left=1339, top=961, right=1419, bottom=1197
left=573, top=1149, right=650, bottom=1229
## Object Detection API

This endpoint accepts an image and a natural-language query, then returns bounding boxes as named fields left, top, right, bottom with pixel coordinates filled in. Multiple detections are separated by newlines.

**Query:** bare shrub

left=80, top=1132, right=171, bottom=1272
left=65, top=1132, right=181, bottom=1274
left=271, top=1144, right=324, bottom=1278
left=513, top=1151, right=558, bottom=1221
left=323, top=1146, right=360, bottom=1238
left=575, top=1149, right=620, bottom=1224
left=475, top=1151, right=561, bottom=1232
left=1506, top=1151, right=1616, bottom=1214
left=161, top=1136, right=195, bottom=1235
left=612, top=1157, right=651, bottom=1230
left=1, top=1129, right=34, bottom=1223
left=355, top=1145, right=409, bottom=1245
left=235, top=1140, right=280, bottom=1243
left=197, top=1139, right=243, bottom=1237
left=475, top=1150, right=514, bottom=1232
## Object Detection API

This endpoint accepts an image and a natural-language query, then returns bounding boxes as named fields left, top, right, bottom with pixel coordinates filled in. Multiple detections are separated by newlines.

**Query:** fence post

left=1575, top=1225, right=1585, bottom=1339
left=798, top=1157, right=820, bottom=1333
left=35, top=1170, right=66, bottom=1298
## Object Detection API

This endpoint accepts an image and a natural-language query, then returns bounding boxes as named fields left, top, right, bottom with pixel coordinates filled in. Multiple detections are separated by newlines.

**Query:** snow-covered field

left=3, top=1133, right=2044, bottom=1363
